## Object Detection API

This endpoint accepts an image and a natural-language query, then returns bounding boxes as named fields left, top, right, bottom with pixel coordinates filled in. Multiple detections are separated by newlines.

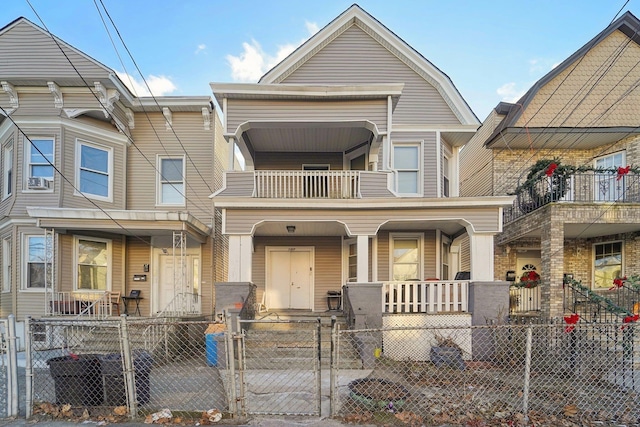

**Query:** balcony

left=218, top=170, right=394, bottom=199
left=504, top=172, right=640, bottom=223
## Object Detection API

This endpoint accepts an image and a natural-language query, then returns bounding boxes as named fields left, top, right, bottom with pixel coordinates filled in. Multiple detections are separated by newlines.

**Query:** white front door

left=158, top=254, right=198, bottom=312
left=266, top=247, right=313, bottom=309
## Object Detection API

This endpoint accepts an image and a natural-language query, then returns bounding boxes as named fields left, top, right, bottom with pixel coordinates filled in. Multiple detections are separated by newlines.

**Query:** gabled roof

left=258, top=4, right=478, bottom=125
left=484, top=11, right=640, bottom=148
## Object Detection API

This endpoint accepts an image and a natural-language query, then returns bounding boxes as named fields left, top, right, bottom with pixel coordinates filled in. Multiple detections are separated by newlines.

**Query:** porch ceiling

left=243, top=121, right=375, bottom=153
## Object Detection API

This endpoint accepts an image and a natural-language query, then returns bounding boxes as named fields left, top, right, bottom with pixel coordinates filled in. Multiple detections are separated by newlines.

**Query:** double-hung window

left=3, top=144, right=12, bottom=198
left=2, top=238, right=11, bottom=293
left=28, top=138, right=54, bottom=181
left=24, top=235, right=50, bottom=290
left=393, top=144, right=420, bottom=195
left=390, top=234, right=422, bottom=281
left=594, top=241, right=622, bottom=289
left=158, top=157, right=185, bottom=205
left=76, top=237, right=110, bottom=291
left=77, top=141, right=112, bottom=200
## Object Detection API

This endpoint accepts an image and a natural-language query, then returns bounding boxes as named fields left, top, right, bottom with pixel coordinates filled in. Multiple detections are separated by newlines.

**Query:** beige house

left=211, top=5, right=512, bottom=318
left=0, top=17, right=228, bottom=341
left=461, top=11, right=640, bottom=319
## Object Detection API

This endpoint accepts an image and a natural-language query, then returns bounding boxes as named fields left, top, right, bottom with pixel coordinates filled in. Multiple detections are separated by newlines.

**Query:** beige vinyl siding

left=281, top=26, right=459, bottom=125
left=360, top=172, right=394, bottom=197
left=252, top=236, right=341, bottom=311
left=128, top=111, right=215, bottom=219
left=460, top=111, right=503, bottom=197
left=424, top=230, right=437, bottom=279
left=218, top=172, right=255, bottom=197
left=226, top=99, right=388, bottom=133
left=255, top=152, right=343, bottom=170
left=377, top=231, right=389, bottom=280
left=0, top=20, right=109, bottom=81
left=60, top=127, right=126, bottom=209
left=9, top=93, right=63, bottom=118
left=517, top=30, right=640, bottom=128
left=125, top=237, right=151, bottom=316
left=459, top=234, right=471, bottom=273
left=225, top=207, right=501, bottom=235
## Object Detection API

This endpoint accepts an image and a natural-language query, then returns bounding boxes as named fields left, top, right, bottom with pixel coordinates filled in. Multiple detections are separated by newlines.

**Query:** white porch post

left=228, top=235, right=252, bottom=282
left=469, top=233, right=494, bottom=281
left=356, top=235, right=369, bottom=282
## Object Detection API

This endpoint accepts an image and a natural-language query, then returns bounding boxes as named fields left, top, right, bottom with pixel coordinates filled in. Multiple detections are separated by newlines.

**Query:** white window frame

left=74, top=235, right=112, bottom=292
left=594, top=151, right=625, bottom=202
left=75, top=139, right=113, bottom=201
left=3, top=144, right=13, bottom=199
left=443, top=155, right=450, bottom=198
left=593, top=240, right=623, bottom=289
left=343, top=237, right=358, bottom=283
left=2, top=237, right=11, bottom=293
left=22, top=234, right=50, bottom=292
left=157, top=155, right=186, bottom=206
left=25, top=137, right=54, bottom=191
left=389, top=233, right=424, bottom=281
left=392, top=143, right=422, bottom=196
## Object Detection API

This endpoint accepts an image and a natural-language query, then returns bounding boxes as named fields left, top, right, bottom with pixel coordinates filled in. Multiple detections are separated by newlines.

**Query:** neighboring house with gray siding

left=461, top=11, right=640, bottom=320
left=211, top=5, right=513, bottom=321
left=0, top=17, right=228, bottom=344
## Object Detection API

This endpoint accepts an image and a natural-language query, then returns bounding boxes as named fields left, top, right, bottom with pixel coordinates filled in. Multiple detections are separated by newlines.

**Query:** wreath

left=512, top=270, right=540, bottom=288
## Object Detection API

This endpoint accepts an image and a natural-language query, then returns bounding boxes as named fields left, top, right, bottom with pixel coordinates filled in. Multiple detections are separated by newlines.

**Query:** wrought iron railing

left=504, top=172, right=640, bottom=223
left=610, top=283, right=640, bottom=315
left=383, top=280, right=469, bottom=313
left=254, top=170, right=360, bottom=199
left=564, top=281, right=631, bottom=323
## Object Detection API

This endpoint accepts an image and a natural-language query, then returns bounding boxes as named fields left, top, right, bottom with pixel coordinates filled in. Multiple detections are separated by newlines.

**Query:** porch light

left=286, top=225, right=296, bottom=233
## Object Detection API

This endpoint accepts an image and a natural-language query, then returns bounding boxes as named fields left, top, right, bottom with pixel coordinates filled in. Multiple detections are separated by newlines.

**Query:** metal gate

left=230, top=318, right=322, bottom=416
left=0, top=316, right=19, bottom=418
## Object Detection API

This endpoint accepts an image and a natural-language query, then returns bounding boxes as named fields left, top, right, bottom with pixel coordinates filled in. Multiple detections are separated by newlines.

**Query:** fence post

left=329, top=315, right=337, bottom=417
left=7, top=315, right=18, bottom=418
left=523, top=324, right=533, bottom=424
left=120, top=315, right=137, bottom=419
left=316, top=317, right=321, bottom=417
left=25, top=317, right=32, bottom=418
left=235, top=315, right=246, bottom=417
left=224, top=312, right=237, bottom=417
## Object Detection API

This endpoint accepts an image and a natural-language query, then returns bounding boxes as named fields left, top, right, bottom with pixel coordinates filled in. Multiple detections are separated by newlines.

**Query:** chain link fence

left=333, top=322, right=639, bottom=425
left=15, top=316, right=640, bottom=425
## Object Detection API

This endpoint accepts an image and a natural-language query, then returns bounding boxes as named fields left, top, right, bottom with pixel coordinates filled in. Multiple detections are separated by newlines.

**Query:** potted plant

left=429, top=332, right=465, bottom=370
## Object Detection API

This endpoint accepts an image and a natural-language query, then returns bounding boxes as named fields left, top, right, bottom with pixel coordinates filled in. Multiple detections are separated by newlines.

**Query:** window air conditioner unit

left=28, top=177, right=51, bottom=190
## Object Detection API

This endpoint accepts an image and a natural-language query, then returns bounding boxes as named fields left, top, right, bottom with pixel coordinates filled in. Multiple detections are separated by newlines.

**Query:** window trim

left=392, top=142, right=423, bottom=196
left=443, top=155, right=450, bottom=198
left=73, top=235, right=112, bottom=292
left=156, top=155, right=186, bottom=206
left=389, top=233, right=424, bottom=281
left=24, top=137, right=54, bottom=193
left=593, top=240, right=623, bottom=289
left=75, top=139, right=113, bottom=202
left=3, top=144, right=13, bottom=199
left=2, top=237, right=11, bottom=293
left=22, top=234, right=50, bottom=292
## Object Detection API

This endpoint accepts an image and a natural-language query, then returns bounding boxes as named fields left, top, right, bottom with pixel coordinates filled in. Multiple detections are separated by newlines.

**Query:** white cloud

left=497, top=82, right=526, bottom=103
left=195, top=44, right=206, bottom=55
left=116, top=72, right=177, bottom=97
left=226, top=21, right=319, bottom=82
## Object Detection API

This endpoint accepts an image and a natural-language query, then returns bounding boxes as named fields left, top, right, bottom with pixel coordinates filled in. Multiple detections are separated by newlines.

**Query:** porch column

left=228, top=235, right=252, bottom=282
left=356, top=235, right=369, bottom=282
left=541, top=215, right=564, bottom=319
left=469, top=232, right=494, bottom=281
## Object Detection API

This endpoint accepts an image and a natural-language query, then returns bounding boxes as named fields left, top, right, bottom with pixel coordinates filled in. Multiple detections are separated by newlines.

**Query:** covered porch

left=26, top=208, right=212, bottom=318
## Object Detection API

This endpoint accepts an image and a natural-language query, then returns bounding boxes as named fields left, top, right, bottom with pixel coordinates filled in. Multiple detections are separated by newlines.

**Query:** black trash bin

left=47, top=354, right=103, bottom=406
left=100, top=350, right=153, bottom=406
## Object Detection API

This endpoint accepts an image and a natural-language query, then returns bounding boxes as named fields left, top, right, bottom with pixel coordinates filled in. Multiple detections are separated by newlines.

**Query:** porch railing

left=156, top=292, right=202, bottom=317
left=383, top=280, right=469, bottom=313
left=509, top=286, right=541, bottom=314
left=254, top=170, right=360, bottom=199
left=504, top=172, right=640, bottom=223
left=564, top=281, right=631, bottom=323
left=46, top=291, right=112, bottom=319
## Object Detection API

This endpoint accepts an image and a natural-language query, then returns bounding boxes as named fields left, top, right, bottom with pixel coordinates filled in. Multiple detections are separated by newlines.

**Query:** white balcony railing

left=254, top=170, right=360, bottom=199
left=383, top=280, right=469, bottom=313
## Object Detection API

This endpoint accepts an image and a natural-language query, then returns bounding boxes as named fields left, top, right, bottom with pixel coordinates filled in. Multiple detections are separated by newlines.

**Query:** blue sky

left=1, top=0, right=635, bottom=119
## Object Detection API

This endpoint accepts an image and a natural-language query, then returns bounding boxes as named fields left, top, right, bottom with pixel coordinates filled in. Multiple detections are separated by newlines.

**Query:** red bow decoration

left=622, top=314, right=639, bottom=329
left=617, top=166, right=631, bottom=181
left=609, top=276, right=627, bottom=290
left=545, top=163, right=558, bottom=177
left=564, top=313, right=579, bottom=333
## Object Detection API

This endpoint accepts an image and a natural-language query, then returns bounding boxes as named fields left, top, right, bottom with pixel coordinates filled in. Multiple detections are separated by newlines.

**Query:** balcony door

left=595, top=152, right=624, bottom=202
left=266, top=247, right=313, bottom=309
